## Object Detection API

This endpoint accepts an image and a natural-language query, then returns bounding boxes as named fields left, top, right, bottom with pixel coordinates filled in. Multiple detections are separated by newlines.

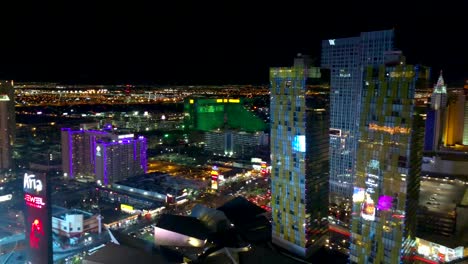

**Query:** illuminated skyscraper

left=349, top=60, right=428, bottom=263
left=61, top=128, right=147, bottom=184
left=270, top=55, right=330, bottom=257
left=443, top=89, right=465, bottom=146
left=321, top=30, right=394, bottom=235
left=424, top=72, right=447, bottom=151
left=0, top=80, right=15, bottom=170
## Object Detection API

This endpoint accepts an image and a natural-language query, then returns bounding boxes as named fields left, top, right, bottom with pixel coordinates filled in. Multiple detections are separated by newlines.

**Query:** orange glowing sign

left=368, top=123, right=410, bottom=135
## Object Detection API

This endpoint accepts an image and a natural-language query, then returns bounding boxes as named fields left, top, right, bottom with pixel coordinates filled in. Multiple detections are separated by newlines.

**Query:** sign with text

left=23, top=172, right=52, bottom=264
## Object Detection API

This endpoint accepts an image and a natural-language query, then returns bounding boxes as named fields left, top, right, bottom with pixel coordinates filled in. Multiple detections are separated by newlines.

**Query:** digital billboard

left=377, top=195, right=393, bottom=211
left=0, top=194, right=12, bottom=202
left=120, top=204, right=135, bottom=214
left=211, top=166, right=219, bottom=190
left=361, top=193, right=376, bottom=221
left=292, top=135, right=306, bottom=152
left=23, top=172, right=52, bottom=264
left=211, top=180, right=218, bottom=190
left=353, top=187, right=365, bottom=202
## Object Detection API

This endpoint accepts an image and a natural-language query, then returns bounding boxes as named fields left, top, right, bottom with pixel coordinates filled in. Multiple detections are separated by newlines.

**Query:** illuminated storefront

left=23, top=172, right=52, bottom=264
left=211, top=166, right=219, bottom=190
left=415, top=238, right=465, bottom=263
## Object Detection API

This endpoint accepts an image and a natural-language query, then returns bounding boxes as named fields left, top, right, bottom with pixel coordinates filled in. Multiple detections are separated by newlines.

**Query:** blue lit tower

left=320, top=30, right=394, bottom=238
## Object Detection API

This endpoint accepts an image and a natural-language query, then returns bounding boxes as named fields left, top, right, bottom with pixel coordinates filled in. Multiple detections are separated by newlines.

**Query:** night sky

left=1, top=2, right=467, bottom=85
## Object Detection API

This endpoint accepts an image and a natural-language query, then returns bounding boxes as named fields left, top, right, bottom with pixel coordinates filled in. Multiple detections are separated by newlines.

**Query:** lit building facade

left=321, top=30, right=394, bottom=232
left=425, top=72, right=447, bottom=151
left=61, top=128, right=147, bottom=184
left=443, top=89, right=465, bottom=146
left=204, top=130, right=269, bottom=158
left=464, top=94, right=468, bottom=145
left=95, top=135, right=147, bottom=185
left=270, top=56, right=329, bottom=257
left=52, top=208, right=101, bottom=238
left=184, top=97, right=267, bottom=133
left=349, top=62, right=428, bottom=263
left=0, top=80, right=15, bottom=170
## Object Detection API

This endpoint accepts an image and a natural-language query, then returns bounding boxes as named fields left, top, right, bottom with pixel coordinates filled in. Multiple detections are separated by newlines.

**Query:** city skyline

left=0, top=2, right=467, bottom=85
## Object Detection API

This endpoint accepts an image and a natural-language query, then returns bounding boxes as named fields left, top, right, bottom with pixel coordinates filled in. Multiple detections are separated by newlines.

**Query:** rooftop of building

left=157, top=214, right=211, bottom=241
left=83, top=243, right=170, bottom=264
left=114, top=172, right=205, bottom=195
left=52, top=206, right=95, bottom=221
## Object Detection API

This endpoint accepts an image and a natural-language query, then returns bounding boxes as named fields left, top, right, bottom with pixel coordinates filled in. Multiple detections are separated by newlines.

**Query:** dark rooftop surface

left=83, top=243, right=168, bottom=264
left=157, top=214, right=211, bottom=240
left=217, top=196, right=266, bottom=223
left=51, top=206, right=94, bottom=220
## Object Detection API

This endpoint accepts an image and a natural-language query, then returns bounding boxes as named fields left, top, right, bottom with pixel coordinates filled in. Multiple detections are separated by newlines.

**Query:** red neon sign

left=30, top=219, right=44, bottom=249
left=25, top=194, right=46, bottom=209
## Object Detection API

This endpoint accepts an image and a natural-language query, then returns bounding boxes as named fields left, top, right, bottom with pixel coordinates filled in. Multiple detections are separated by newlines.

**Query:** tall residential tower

left=270, top=55, right=330, bottom=257
left=61, top=127, right=147, bottom=184
left=349, top=60, right=428, bottom=263
left=321, top=29, right=394, bottom=240
left=424, top=72, right=447, bottom=151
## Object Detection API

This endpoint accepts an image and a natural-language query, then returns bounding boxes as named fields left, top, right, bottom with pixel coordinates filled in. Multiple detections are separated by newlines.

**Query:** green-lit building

left=270, top=55, right=330, bottom=257
left=349, top=58, right=429, bottom=263
left=184, top=98, right=268, bottom=132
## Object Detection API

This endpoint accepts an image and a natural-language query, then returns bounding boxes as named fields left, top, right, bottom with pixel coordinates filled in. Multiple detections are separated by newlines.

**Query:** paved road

left=419, top=179, right=465, bottom=213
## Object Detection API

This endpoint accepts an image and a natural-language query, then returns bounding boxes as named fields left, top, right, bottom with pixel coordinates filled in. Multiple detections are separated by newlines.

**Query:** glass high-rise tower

left=349, top=60, right=428, bottom=263
left=320, top=30, right=394, bottom=239
left=270, top=55, right=330, bottom=257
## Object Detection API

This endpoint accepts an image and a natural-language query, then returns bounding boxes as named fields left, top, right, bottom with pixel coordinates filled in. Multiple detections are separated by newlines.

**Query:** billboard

left=23, top=172, right=52, bottom=264
left=377, top=196, right=393, bottom=211
left=211, top=180, right=218, bottom=190
left=292, top=135, right=306, bottom=152
left=361, top=193, right=376, bottom=221
left=211, top=166, right=219, bottom=190
left=0, top=194, right=12, bottom=202
left=353, top=187, right=365, bottom=203
left=120, top=204, right=135, bottom=214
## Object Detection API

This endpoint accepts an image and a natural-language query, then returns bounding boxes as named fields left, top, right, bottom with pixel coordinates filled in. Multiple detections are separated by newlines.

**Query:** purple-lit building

left=61, top=128, right=147, bottom=185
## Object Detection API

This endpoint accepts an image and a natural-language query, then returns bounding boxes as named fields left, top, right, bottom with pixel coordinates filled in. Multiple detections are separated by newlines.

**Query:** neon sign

left=369, top=123, right=410, bottom=135
left=30, top=219, right=44, bottom=249
left=25, top=194, right=46, bottom=209
left=24, top=173, right=43, bottom=193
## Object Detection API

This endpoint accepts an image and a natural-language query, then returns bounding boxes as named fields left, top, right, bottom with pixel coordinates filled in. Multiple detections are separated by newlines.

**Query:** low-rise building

left=52, top=206, right=101, bottom=237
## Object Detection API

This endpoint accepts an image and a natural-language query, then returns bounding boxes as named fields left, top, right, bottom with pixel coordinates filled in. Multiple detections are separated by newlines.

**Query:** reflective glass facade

left=321, top=30, right=394, bottom=235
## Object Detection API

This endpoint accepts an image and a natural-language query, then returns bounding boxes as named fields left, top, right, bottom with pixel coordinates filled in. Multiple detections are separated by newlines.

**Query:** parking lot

left=419, top=178, right=466, bottom=213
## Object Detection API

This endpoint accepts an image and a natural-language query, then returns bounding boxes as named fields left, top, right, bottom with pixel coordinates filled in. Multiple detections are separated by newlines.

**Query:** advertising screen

left=361, top=193, right=376, bottom=221
left=292, top=135, right=306, bottom=152
left=23, top=173, right=52, bottom=264
left=121, top=204, right=135, bottom=213
left=353, top=187, right=365, bottom=203
left=211, top=180, right=218, bottom=190
left=377, top=195, right=393, bottom=211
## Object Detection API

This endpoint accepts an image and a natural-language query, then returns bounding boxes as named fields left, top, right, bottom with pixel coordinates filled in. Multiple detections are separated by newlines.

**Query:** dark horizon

left=1, top=2, right=467, bottom=86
